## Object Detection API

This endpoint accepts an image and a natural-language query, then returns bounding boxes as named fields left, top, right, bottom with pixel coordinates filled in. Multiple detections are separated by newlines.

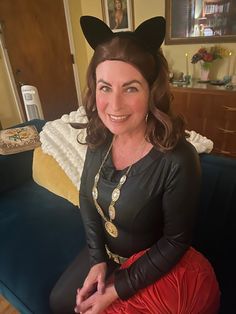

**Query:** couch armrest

left=0, top=119, right=46, bottom=194
left=193, top=153, right=236, bottom=257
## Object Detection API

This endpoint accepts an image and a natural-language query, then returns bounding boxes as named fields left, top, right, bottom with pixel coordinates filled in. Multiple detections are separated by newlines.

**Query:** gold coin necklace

left=92, top=138, right=132, bottom=238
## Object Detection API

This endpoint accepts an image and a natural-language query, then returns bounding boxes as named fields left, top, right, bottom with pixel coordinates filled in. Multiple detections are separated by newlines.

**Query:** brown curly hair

left=74, top=35, right=185, bottom=151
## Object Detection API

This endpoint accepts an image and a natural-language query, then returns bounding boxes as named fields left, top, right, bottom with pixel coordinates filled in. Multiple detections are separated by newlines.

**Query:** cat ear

left=80, top=16, right=114, bottom=50
left=134, top=16, right=166, bottom=52
left=80, top=15, right=166, bottom=52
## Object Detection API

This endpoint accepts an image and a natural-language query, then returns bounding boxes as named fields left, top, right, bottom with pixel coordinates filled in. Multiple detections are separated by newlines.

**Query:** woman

left=50, top=16, right=220, bottom=314
left=109, top=0, right=128, bottom=30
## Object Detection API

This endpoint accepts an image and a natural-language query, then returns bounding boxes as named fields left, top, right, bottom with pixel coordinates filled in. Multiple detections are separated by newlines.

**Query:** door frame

left=63, top=0, right=82, bottom=107
left=0, top=0, right=82, bottom=122
left=0, top=21, right=24, bottom=122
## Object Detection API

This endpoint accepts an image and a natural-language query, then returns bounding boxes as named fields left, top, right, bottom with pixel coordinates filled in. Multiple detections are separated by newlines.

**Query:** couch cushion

left=193, top=153, right=236, bottom=314
left=0, top=181, right=86, bottom=314
left=32, top=147, right=79, bottom=206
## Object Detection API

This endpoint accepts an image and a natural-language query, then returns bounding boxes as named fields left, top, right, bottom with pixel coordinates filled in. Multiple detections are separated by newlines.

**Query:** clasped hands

left=74, top=262, right=118, bottom=314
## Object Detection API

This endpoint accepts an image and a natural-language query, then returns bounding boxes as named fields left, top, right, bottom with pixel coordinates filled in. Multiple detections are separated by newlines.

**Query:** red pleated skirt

left=103, top=247, right=220, bottom=314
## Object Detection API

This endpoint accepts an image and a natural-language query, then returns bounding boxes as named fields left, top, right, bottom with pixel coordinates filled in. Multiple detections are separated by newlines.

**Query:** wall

left=68, top=0, right=103, bottom=96
left=164, top=42, right=236, bottom=83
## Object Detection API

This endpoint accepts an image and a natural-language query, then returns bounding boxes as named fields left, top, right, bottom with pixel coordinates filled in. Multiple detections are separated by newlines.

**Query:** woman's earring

left=145, top=113, right=149, bottom=123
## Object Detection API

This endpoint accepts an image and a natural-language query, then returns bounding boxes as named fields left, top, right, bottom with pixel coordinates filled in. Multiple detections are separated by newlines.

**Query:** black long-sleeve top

left=79, top=137, right=201, bottom=300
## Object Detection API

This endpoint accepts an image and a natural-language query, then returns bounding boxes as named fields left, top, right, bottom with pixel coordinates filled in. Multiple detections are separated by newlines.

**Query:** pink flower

left=203, top=53, right=213, bottom=62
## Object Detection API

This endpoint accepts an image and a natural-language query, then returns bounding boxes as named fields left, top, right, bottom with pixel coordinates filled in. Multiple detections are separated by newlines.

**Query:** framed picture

left=101, top=0, right=134, bottom=32
left=165, top=0, right=236, bottom=45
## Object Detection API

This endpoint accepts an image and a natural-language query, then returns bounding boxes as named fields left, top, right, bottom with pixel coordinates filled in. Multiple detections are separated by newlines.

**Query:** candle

left=185, top=53, right=189, bottom=76
left=227, top=51, right=232, bottom=76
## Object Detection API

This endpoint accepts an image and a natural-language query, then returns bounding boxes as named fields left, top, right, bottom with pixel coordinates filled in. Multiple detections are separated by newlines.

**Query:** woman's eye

left=126, top=86, right=138, bottom=93
left=100, top=86, right=111, bottom=92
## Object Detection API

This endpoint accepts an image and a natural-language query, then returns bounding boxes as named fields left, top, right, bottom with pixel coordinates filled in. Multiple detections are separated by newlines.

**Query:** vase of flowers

left=199, top=61, right=212, bottom=81
left=191, top=46, right=229, bottom=82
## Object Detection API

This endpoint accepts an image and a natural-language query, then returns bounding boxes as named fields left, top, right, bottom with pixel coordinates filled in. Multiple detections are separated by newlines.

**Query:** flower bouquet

left=191, top=46, right=230, bottom=81
left=191, top=46, right=229, bottom=70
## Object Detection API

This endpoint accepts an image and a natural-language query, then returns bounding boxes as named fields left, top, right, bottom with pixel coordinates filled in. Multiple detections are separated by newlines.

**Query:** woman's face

left=114, top=0, right=122, bottom=10
left=96, top=60, right=150, bottom=138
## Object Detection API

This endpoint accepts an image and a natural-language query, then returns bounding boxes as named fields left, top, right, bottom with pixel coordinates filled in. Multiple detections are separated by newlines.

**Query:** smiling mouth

left=109, top=114, right=130, bottom=122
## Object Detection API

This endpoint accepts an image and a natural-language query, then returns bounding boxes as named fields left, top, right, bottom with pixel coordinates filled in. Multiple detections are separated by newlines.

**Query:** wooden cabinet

left=171, top=85, right=236, bottom=158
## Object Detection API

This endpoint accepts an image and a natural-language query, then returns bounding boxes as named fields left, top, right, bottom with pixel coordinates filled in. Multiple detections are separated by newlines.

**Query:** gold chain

left=92, top=138, right=132, bottom=238
left=92, top=136, right=148, bottom=238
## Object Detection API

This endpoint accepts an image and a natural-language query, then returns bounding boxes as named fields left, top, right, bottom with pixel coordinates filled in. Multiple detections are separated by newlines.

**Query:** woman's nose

left=109, top=92, right=123, bottom=111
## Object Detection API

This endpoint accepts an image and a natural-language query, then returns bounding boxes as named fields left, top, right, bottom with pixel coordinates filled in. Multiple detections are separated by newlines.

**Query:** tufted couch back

left=193, top=153, right=236, bottom=313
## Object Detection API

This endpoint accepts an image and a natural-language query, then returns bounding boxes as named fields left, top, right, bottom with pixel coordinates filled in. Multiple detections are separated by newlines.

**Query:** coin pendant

left=120, top=174, right=127, bottom=184
left=108, top=205, right=116, bottom=220
left=105, top=221, right=118, bottom=238
left=112, top=188, right=120, bottom=202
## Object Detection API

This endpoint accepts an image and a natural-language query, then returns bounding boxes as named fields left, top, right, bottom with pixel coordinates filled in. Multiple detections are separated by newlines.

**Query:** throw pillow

left=0, top=125, right=40, bottom=155
left=32, top=147, right=79, bottom=206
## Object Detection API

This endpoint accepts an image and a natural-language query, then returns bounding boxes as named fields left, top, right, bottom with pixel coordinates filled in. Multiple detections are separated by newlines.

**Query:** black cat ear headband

left=80, top=15, right=166, bottom=54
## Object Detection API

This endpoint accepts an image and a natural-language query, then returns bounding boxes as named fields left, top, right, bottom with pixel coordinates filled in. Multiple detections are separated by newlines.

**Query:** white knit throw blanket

left=186, top=130, right=213, bottom=154
left=40, top=106, right=87, bottom=190
left=40, top=107, right=213, bottom=191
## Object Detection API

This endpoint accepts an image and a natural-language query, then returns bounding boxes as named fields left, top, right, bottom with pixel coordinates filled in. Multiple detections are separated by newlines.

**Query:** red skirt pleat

left=103, top=247, right=220, bottom=314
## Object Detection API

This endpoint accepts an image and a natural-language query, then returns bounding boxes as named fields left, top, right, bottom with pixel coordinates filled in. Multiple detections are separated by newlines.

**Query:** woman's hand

left=75, top=262, right=107, bottom=311
left=75, top=283, right=118, bottom=314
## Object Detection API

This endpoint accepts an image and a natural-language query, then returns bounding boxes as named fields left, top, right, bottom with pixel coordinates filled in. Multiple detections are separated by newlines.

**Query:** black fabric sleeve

left=114, top=143, right=201, bottom=299
left=79, top=149, right=108, bottom=267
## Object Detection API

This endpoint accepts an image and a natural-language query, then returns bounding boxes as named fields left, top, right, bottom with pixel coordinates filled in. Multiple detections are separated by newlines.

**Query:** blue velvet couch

left=0, top=119, right=235, bottom=314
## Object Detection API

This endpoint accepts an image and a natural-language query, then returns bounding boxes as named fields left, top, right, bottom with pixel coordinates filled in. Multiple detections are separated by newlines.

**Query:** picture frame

left=165, top=0, right=236, bottom=45
left=101, top=0, right=134, bottom=32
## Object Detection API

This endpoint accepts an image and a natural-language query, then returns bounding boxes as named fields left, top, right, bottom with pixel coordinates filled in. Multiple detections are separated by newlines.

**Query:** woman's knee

left=49, top=285, right=63, bottom=314
left=49, top=248, right=90, bottom=313
left=49, top=284, right=75, bottom=314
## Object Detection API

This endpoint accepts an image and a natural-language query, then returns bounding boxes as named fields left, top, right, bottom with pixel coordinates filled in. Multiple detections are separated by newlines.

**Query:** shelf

left=204, top=1, right=230, bottom=15
left=170, top=82, right=236, bottom=94
left=205, top=12, right=227, bottom=16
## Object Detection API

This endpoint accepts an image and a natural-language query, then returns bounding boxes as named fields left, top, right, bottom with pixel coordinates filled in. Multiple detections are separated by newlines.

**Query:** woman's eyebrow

left=97, top=79, right=142, bottom=86
left=123, top=80, right=142, bottom=87
left=97, top=79, right=111, bottom=86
